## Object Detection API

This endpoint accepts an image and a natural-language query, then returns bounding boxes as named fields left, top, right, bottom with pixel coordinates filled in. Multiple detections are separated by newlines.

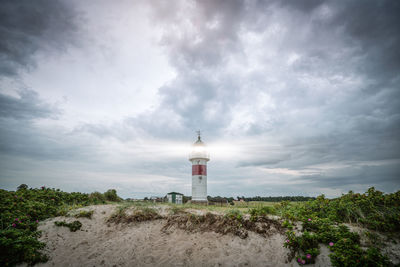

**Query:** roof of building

left=167, top=192, right=184, bottom=195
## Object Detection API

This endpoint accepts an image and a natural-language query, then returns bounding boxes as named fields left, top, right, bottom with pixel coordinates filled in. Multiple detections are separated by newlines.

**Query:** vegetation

left=279, top=187, right=399, bottom=266
left=279, top=187, right=400, bottom=232
left=241, top=196, right=316, bottom=202
left=107, top=205, right=161, bottom=224
left=175, top=188, right=400, bottom=266
left=225, top=209, right=244, bottom=221
left=249, top=206, right=276, bottom=220
left=207, top=196, right=234, bottom=203
left=54, top=220, right=82, bottom=232
left=103, top=189, right=122, bottom=202
left=0, top=185, right=121, bottom=266
left=169, top=205, right=186, bottom=215
left=73, top=210, right=94, bottom=219
left=1, top=185, right=398, bottom=266
left=163, top=210, right=284, bottom=240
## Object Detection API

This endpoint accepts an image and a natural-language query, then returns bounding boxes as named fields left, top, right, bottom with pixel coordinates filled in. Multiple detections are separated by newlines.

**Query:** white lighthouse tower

left=189, top=131, right=210, bottom=203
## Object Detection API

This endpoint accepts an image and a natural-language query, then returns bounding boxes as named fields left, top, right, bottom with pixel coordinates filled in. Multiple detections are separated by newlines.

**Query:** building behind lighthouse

left=189, top=132, right=210, bottom=203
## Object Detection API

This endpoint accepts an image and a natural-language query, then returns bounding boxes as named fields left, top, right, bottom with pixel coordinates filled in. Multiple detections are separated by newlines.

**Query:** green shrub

left=282, top=220, right=293, bottom=230
left=74, top=210, right=94, bottom=219
left=89, top=192, right=106, bottom=204
left=277, top=188, right=399, bottom=266
left=104, top=189, right=121, bottom=202
left=249, top=206, right=276, bottom=221
left=17, top=184, right=28, bottom=191
left=0, top=229, right=48, bottom=266
left=0, top=186, right=121, bottom=266
left=108, top=206, right=161, bottom=223
left=329, top=239, right=390, bottom=267
left=225, top=209, right=243, bottom=221
left=54, top=220, right=82, bottom=232
left=284, top=230, right=320, bottom=264
left=284, top=188, right=400, bottom=232
left=364, top=231, right=383, bottom=247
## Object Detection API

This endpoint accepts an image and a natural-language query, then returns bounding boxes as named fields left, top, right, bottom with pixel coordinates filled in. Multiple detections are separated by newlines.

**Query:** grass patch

left=169, top=205, right=187, bottom=215
left=163, top=211, right=284, bottom=239
left=107, top=206, right=162, bottom=224
left=54, top=220, right=82, bottom=232
left=225, top=209, right=243, bottom=221
left=73, top=210, right=94, bottom=219
left=249, top=206, right=276, bottom=221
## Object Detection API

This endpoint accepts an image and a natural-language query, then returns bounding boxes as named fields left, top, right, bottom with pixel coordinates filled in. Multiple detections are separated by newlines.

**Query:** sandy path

left=34, top=205, right=332, bottom=267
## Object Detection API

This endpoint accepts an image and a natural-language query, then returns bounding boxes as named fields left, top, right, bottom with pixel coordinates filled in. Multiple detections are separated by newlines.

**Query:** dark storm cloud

left=278, top=0, right=400, bottom=85
left=0, top=0, right=83, bottom=160
left=0, top=0, right=399, bottom=196
left=139, top=0, right=400, bottom=137
left=152, top=0, right=245, bottom=69
left=331, top=1, right=400, bottom=80
left=126, top=72, right=241, bottom=140
left=0, top=0, right=78, bottom=76
left=0, top=90, right=88, bottom=160
left=137, top=0, right=400, bottom=190
left=0, top=89, right=58, bottom=120
left=121, top=0, right=249, bottom=139
left=0, top=119, right=75, bottom=160
left=299, top=162, right=400, bottom=189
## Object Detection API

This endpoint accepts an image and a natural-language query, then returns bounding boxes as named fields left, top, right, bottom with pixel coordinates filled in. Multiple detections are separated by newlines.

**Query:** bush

left=108, top=206, right=161, bottom=223
left=17, top=184, right=28, bottom=191
left=282, top=220, right=293, bottom=230
left=329, top=239, right=390, bottom=267
left=74, top=210, right=94, bottom=219
left=225, top=209, right=243, bottom=221
left=104, top=189, right=121, bottom=202
left=0, top=229, right=48, bottom=266
left=54, top=221, right=82, bottom=232
left=284, top=188, right=400, bottom=232
left=249, top=206, right=276, bottom=220
left=0, top=186, right=121, bottom=266
left=284, top=230, right=319, bottom=264
left=278, top=187, right=398, bottom=266
left=89, top=192, right=106, bottom=204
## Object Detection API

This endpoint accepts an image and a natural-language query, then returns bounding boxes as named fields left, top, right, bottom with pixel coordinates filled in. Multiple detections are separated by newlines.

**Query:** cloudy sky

left=0, top=0, right=399, bottom=198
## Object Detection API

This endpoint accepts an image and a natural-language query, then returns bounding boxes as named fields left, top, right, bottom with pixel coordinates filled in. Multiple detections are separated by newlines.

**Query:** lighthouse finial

left=196, top=130, right=201, bottom=141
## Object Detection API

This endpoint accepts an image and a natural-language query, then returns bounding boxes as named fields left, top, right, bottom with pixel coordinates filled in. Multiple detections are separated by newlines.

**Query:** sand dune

left=34, top=204, right=333, bottom=267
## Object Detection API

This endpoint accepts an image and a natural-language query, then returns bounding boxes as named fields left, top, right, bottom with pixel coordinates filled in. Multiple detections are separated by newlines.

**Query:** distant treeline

left=241, top=196, right=315, bottom=202
left=207, top=196, right=315, bottom=203
left=144, top=195, right=315, bottom=203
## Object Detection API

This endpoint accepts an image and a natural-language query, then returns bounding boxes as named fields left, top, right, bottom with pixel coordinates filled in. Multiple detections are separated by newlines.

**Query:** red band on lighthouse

left=192, top=165, right=207, bottom=175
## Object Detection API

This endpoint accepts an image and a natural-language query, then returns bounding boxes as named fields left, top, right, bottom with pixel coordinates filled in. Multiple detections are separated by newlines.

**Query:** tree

left=17, top=184, right=28, bottom=190
left=103, top=189, right=121, bottom=202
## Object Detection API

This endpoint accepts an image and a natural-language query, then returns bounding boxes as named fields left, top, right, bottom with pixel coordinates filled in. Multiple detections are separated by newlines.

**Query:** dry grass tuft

left=74, top=210, right=94, bottom=219
left=107, top=204, right=284, bottom=240
left=107, top=207, right=162, bottom=223
left=162, top=212, right=284, bottom=239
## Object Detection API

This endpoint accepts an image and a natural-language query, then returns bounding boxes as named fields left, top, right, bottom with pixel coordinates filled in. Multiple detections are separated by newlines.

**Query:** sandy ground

left=32, top=204, right=334, bottom=267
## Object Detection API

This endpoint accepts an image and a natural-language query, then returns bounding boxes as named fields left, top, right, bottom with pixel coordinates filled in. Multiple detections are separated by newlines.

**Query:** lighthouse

left=189, top=131, right=210, bottom=203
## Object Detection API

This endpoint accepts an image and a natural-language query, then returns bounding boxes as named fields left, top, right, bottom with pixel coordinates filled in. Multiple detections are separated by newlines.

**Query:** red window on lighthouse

left=192, top=165, right=207, bottom=175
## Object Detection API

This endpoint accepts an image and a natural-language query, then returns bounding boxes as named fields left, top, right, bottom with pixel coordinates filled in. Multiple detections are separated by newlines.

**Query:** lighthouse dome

left=189, top=135, right=210, bottom=161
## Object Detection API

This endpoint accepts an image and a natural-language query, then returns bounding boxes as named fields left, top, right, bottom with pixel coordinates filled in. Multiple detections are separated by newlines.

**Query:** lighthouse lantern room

left=189, top=131, right=210, bottom=203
